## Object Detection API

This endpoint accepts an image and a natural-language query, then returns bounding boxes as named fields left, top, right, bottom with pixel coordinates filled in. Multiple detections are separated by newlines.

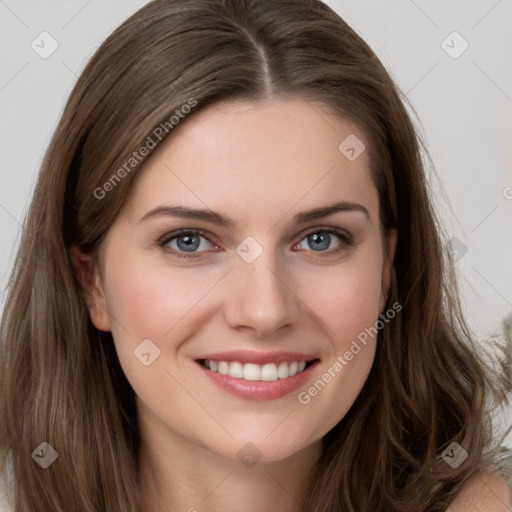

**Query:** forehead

left=122, top=97, right=378, bottom=226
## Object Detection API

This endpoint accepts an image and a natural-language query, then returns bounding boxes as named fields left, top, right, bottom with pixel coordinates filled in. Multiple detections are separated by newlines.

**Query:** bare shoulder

left=447, top=470, right=511, bottom=511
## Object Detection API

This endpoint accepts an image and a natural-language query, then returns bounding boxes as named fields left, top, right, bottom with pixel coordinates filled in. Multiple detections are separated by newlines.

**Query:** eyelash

left=158, top=227, right=353, bottom=260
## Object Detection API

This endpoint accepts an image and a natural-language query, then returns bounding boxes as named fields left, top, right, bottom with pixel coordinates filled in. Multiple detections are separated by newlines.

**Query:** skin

left=448, top=471, right=511, bottom=511
left=73, top=96, right=399, bottom=511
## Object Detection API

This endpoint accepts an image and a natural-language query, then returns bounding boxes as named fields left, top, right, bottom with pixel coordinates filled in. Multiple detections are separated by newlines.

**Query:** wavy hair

left=0, top=0, right=507, bottom=510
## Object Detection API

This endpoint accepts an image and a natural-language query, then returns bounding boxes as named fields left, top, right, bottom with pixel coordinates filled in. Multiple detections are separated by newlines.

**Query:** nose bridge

left=225, top=239, right=301, bottom=336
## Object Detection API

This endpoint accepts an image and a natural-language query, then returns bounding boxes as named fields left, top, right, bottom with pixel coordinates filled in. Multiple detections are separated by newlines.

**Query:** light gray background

left=1, top=1, right=511, bottom=440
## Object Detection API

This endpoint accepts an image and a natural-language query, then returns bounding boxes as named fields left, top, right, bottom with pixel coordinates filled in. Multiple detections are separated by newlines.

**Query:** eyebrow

left=139, top=200, right=371, bottom=227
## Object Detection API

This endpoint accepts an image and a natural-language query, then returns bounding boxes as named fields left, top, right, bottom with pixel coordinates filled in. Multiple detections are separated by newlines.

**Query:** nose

left=224, top=251, right=301, bottom=338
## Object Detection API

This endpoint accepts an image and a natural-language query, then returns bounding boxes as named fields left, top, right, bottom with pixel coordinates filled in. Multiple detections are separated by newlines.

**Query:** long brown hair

left=0, top=0, right=508, bottom=510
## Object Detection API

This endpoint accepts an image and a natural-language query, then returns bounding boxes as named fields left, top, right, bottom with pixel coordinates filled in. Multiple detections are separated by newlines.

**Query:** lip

left=194, top=354, right=320, bottom=401
left=195, top=350, right=317, bottom=365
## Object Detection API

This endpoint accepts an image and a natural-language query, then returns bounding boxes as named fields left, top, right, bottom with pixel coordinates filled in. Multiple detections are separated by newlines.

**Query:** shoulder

left=447, top=470, right=511, bottom=511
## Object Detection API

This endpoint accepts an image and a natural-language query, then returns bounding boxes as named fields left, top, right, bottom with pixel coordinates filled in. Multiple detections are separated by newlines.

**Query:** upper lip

left=196, top=350, right=319, bottom=365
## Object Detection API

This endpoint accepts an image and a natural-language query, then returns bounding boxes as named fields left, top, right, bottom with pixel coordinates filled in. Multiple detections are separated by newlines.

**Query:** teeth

left=202, top=359, right=308, bottom=380
left=277, top=362, right=289, bottom=379
left=243, top=363, right=260, bottom=380
left=261, top=363, right=278, bottom=381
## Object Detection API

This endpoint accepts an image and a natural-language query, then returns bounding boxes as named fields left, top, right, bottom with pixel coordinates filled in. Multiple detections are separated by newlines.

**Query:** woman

left=0, top=0, right=510, bottom=510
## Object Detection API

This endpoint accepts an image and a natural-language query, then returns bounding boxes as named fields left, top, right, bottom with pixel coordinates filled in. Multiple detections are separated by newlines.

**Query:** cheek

left=291, top=247, right=384, bottom=432
left=100, top=255, right=215, bottom=412
left=300, top=248, right=385, bottom=348
left=104, top=253, right=213, bottom=338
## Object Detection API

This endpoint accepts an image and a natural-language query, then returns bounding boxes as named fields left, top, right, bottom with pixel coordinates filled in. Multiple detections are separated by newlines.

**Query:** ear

left=379, top=228, right=397, bottom=314
left=69, top=245, right=112, bottom=331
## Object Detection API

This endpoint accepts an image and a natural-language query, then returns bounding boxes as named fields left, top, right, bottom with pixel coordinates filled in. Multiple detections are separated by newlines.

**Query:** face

left=77, top=97, right=396, bottom=464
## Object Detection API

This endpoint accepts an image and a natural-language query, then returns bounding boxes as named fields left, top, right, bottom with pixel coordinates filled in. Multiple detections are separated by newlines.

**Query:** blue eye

left=295, top=229, right=352, bottom=254
left=159, top=230, right=216, bottom=258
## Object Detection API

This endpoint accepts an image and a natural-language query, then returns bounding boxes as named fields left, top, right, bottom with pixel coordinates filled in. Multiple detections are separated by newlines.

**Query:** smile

left=200, top=359, right=310, bottom=381
left=194, top=351, right=320, bottom=400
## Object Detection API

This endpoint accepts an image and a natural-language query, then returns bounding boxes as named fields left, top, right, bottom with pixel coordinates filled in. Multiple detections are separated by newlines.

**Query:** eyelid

left=158, top=228, right=217, bottom=247
left=297, top=225, right=352, bottom=242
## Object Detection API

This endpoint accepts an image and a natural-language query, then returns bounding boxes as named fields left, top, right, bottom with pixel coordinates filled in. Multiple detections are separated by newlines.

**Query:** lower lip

left=196, top=361, right=319, bottom=401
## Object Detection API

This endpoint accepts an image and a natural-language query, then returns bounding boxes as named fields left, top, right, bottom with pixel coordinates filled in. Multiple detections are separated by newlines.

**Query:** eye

left=158, top=227, right=352, bottom=260
left=294, top=228, right=352, bottom=255
left=159, top=229, right=218, bottom=259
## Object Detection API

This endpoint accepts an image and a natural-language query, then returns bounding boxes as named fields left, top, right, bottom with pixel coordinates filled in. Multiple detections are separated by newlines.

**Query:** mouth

left=194, top=351, right=320, bottom=400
